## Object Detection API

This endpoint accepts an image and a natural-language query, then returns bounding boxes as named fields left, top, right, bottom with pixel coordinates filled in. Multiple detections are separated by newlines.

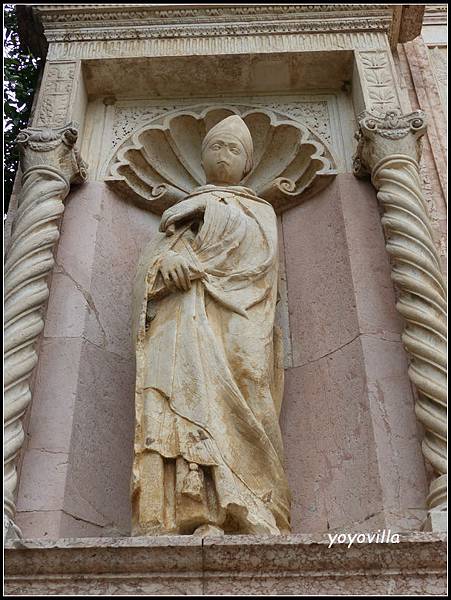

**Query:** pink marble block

left=280, top=174, right=429, bottom=533
left=16, top=183, right=160, bottom=538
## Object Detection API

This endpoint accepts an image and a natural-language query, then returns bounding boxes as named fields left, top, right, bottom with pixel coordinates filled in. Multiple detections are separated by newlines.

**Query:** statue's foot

left=193, top=524, right=224, bottom=537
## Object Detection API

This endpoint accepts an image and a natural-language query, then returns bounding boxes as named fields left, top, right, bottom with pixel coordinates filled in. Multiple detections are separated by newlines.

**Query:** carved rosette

left=105, top=105, right=337, bottom=214
left=4, top=125, right=87, bottom=540
left=354, top=111, right=447, bottom=521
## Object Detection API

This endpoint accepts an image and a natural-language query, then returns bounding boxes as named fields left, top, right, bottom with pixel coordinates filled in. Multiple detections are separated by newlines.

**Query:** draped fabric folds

left=132, top=185, right=291, bottom=535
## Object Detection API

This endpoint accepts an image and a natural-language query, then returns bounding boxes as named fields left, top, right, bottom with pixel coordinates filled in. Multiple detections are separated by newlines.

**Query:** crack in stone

left=33, top=449, right=68, bottom=455
left=54, top=261, right=108, bottom=347
left=293, top=330, right=402, bottom=369
left=81, top=337, right=131, bottom=362
left=295, top=333, right=362, bottom=368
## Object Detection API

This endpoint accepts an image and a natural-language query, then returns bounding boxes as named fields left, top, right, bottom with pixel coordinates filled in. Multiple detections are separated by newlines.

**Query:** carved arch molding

left=104, top=105, right=338, bottom=214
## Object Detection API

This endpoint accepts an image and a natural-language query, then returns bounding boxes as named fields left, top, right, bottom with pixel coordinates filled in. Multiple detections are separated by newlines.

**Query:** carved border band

left=356, top=50, right=402, bottom=116
left=47, top=32, right=390, bottom=61
left=32, top=61, right=80, bottom=128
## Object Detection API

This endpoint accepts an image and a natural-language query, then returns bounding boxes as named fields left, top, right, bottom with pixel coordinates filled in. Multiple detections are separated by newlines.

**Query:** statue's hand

left=159, top=251, right=193, bottom=292
left=159, top=196, right=207, bottom=235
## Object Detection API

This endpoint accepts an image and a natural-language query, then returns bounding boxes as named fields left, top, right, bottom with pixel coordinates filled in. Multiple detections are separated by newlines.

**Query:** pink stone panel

left=280, top=174, right=427, bottom=533
left=337, top=174, right=404, bottom=337
left=15, top=511, right=63, bottom=540
left=59, top=511, right=110, bottom=539
left=22, top=338, right=83, bottom=453
left=282, top=178, right=360, bottom=367
left=281, top=337, right=384, bottom=533
left=61, top=339, right=136, bottom=537
left=361, top=335, right=429, bottom=526
left=19, top=183, right=160, bottom=538
left=16, top=450, right=69, bottom=513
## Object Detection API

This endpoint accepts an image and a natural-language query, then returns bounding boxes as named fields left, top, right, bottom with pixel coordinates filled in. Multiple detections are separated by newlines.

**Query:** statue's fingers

left=169, top=267, right=182, bottom=290
left=178, top=263, right=191, bottom=290
left=175, top=264, right=188, bottom=291
left=160, top=269, right=172, bottom=289
left=181, top=262, right=192, bottom=289
left=165, top=214, right=179, bottom=228
left=159, top=207, right=176, bottom=231
left=159, top=213, right=169, bottom=231
left=166, top=223, right=176, bottom=237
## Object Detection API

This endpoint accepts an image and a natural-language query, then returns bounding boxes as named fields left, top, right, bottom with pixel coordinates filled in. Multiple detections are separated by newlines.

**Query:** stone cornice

left=43, top=18, right=393, bottom=44
left=35, top=5, right=393, bottom=27
left=29, top=4, right=397, bottom=44
left=423, top=4, right=447, bottom=26
left=390, top=5, right=425, bottom=47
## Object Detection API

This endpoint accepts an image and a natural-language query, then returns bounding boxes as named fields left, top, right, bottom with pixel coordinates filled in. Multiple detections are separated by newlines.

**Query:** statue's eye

left=211, top=144, right=221, bottom=151
left=230, top=147, right=241, bottom=154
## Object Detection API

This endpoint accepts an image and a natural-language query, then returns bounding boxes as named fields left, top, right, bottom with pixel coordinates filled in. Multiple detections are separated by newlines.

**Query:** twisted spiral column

left=354, top=110, right=447, bottom=529
left=4, top=125, right=87, bottom=540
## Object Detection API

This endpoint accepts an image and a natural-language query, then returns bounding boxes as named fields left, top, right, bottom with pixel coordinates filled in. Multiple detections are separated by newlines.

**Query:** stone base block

left=5, top=532, right=446, bottom=595
left=423, top=510, right=448, bottom=533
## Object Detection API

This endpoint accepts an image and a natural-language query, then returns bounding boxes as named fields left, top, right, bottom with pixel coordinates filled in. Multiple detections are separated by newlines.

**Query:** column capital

left=353, top=110, right=427, bottom=179
left=15, top=123, right=88, bottom=185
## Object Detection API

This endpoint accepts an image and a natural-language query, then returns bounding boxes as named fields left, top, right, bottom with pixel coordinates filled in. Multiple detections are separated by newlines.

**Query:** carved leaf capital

left=353, top=109, right=427, bottom=178
left=16, top=123, right=88, bottom=185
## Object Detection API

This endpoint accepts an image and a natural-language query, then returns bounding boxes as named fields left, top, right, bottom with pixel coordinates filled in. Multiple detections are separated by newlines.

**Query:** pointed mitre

left=202, top=115, right=253, bottom=162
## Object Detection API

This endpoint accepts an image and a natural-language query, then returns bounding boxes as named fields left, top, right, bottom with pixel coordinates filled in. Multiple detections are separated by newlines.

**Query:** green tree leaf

left=4, top=4, right=43, bottom=213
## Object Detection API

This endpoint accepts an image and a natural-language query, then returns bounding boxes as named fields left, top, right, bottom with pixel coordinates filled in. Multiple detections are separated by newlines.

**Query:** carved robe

left=132, top=185, right=291, bottom=535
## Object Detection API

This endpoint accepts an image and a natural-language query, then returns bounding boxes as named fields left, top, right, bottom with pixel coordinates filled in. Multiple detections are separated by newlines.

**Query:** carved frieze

left=106, top=105, right=337, bottom=215
left=357, top=51, right=402, bottom=116
left=110, top=101, right=333, bottom=151
left=428, top=46, right=447, bottom=107
left=34, top=62, right=78, bottom=127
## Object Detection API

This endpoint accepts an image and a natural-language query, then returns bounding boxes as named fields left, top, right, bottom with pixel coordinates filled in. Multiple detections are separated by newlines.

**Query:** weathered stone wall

left=5, top=9, right=447, bottom=596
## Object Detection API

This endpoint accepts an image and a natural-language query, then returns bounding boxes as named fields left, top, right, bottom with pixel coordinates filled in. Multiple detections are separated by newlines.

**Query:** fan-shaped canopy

left=105, top=105, right=337, bottom=214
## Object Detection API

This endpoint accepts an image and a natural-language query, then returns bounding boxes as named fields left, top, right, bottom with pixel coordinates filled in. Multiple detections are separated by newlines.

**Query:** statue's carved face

left=202, top=134, right=248, bottom=185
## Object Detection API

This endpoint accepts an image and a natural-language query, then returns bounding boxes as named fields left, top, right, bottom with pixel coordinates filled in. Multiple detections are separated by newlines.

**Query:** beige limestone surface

left=131, top=115, right=291, bottom=536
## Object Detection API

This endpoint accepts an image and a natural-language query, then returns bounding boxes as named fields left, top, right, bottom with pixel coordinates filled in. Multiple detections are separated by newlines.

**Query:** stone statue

left=132, top=115, right=291, bottom=536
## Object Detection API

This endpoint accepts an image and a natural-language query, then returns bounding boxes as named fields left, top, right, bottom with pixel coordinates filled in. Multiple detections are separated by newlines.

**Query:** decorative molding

left=33, top=62, right=78, bottom=128
left=357, top=51, right=402, bottom=116
left=105, top=105, right=336, bottom=215
left=46, top=31, right=390, bottom=61
left=4, top=532, right=447, bottom=595
left=110, top=101, right=333, bottom=152
left=354, top=110, right=447, bottom=527
left=4, top=125, right=87, bottom=540
left=33, top=3, right=396, bottom=53
left=428, top=46, right=447, bottom=108
left=37, top=5, right=391, bottom=19
left=43, top=19, right=392, bottom=44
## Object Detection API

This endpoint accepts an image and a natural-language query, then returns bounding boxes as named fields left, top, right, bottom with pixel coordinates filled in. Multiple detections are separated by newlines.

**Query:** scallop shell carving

left=105, top=105, right=337, bottom=214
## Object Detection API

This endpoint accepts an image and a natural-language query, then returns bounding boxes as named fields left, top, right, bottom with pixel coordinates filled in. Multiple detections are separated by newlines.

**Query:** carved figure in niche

left=132, top=115, right=291, bottom=536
